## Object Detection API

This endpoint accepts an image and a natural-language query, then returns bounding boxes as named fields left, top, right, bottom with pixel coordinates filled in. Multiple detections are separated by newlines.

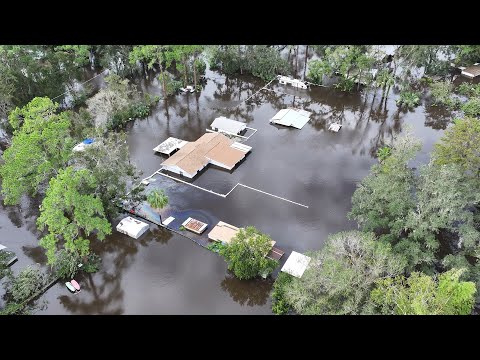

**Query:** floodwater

left=0, top=61, right=451, bottom=314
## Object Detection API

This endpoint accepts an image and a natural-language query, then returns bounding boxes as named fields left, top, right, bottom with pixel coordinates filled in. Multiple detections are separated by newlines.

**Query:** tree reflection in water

left=57, top=227, right=172, bottom=314
left=220, top=272, right=272, bottom=307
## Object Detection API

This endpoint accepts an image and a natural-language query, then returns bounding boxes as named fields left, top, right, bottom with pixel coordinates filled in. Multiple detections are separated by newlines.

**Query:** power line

left=51, top=68, right=109, bottom=101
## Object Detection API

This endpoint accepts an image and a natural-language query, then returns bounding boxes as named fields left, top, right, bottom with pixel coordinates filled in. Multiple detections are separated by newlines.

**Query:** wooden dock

left=267, top=247, right=285, bottom=261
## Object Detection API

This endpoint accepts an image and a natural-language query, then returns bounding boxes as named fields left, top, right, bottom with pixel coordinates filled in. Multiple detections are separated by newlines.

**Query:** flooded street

left=0, top=66, right=448, bottom=314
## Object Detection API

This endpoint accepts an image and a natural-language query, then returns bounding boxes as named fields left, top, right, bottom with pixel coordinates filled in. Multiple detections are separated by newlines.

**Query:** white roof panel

left=271, top=108, right=311, bottom=129
left=281, top=251, right=311, bottom=278
left=153, top=137, right=188, bottom=154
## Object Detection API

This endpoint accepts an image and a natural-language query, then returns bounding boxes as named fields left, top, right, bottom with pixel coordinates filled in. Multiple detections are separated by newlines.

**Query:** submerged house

left=160, top=133, right=251, bottom=178
left=270, top=108, right=312, bottom=129
left=210, top=117, right=246, bottom=136
left=461, top=64, right=480, bottom=79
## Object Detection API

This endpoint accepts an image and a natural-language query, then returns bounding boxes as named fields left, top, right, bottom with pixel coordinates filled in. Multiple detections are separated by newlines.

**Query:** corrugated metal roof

left=270, top=108, right=312, bottom=129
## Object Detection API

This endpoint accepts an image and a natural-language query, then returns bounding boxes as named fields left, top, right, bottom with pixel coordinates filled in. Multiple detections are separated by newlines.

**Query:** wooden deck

left=267, top=246, right=285, bottom=261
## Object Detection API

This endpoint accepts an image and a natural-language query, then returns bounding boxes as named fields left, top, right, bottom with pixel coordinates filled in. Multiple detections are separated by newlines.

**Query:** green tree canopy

left=72, top=131, right=144, bottom=217
left=370, top=268, right=476, bottom=315
left=36, top=166, right=111, bottom=264
left=348, top=131, right=421, bottom=243
left=282, top=231, right=405, bottom=315
left=219, top=226, right=278, bottom=280
left=0, top=97, right=73, bottom=205
left=433, top=117, right=480, bottom=177
left=147, top=189, right=169, bottom=210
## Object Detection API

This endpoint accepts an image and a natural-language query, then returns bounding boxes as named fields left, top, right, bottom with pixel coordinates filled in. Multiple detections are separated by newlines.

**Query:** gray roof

left=210, top=117, right=246, bottom=134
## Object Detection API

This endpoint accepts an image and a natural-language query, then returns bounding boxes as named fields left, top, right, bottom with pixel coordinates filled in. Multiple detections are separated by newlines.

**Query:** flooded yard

left=0, top=66, right=447, bottom=314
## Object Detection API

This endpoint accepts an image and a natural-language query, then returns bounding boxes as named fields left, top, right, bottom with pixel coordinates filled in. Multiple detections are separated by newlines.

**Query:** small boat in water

left=65, top=282, right=76, bottom=293
left=70, top=279, right=80, bottom=291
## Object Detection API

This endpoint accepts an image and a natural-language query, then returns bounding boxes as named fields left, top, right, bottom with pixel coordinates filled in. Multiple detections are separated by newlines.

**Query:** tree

left=72, top=131, right=144, bottom=217
left=430, top=81, right=458, bottom=108
left=86, top=74, right=136, bottom=130
left=147, top=189, right=169, bottom=210
left=36, top=167, right=112, bottom=264
left=461, top=97, right=480, bottom=118
left=402, top=162, right=480, bottom=270
left=0, top=97, right=73, bottom=205
left=282, top=231, right=405, bottom=315
left=433, top=117, right=480, bottom=177
left=219, top=226, right=278, bottom=280
left=129, top=45, right=172, bottom=97
left=370, top=269, right=476, bottom=315
left=0, top=45, right=83, bottom=107
left=52, top=249, right=81, bottom=280
left=54, top=45, right=91, bottom=67
left=5, top=265, right=47, bottom=303
left=271, top=271, right=294, bottom=315
left=307, top=59, right=331, bottom=85
left=349, top=131, right=421, bottom=243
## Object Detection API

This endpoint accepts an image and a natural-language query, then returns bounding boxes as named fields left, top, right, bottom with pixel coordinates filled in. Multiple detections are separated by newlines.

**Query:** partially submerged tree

left=282, top=231, right=405, bottom=315
left=72, top=131, right=144, bottom=218
left=0, top=97, right=73, bottom=205
left=147, top=189, right=169, bottom=210
left=219, top=226, right=278, bottom=280
left=349, top=131, right=421, bottom=243
left=37, top=166, right=112, bottom=264
left=86, top=74, right=135, bottom=130
left=370, top=268, right=476, bottom=315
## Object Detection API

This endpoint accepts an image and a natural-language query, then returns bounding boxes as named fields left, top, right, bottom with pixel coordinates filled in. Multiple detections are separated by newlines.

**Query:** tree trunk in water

left=295, top=45, right=299, bottom=78
left=238, top=45, right=243, bottom=75
left=303, top=45, right=309, bottom=80
left=193, top=53, right=197, bottom=90
left=183, top=55, right=188, bottom=88
left=159, top=66, right=167, bottom=98
left=357, top=70, right=362, bottom=91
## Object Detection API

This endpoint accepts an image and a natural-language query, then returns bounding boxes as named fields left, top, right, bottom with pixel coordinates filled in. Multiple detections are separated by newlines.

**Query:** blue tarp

left=82, top=138, right=94, bottom=144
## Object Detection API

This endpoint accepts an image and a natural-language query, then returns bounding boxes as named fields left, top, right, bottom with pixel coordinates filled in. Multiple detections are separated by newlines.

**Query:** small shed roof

left=210, top=117, right=246, bottom=135
left=208, top=221, right=240, bottom=244
left=153, top=137, right=188, bottom=155
left=116, top=216, right=149, bottom=239
left=270, top=108, right=312, bottom=129
left=461, top=65, right=480, bottom=79
left=281, top=251, right=311, bottom=278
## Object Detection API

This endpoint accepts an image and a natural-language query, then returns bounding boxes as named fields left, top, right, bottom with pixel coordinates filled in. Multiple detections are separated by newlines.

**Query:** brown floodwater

left=0, top=63, right=450, bottom=314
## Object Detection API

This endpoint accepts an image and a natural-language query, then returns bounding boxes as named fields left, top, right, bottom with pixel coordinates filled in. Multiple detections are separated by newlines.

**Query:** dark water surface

left=0, top=65, right=448, bottom=314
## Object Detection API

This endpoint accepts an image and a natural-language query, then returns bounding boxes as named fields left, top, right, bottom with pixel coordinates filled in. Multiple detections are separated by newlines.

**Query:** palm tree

left=147, top=189, right=169, bottom=224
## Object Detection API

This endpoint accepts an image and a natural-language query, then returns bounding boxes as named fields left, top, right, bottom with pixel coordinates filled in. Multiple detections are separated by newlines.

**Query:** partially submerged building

left=160, top=133, right=251, bottom=178
left=153, top=137, right=188, bottom=156
left=277, top=75, right=308, bottom=89
left=116, top=216, right=150, bottom=239
left=270, top=108, right=312, bottom=129
left=281, top=251, right=311, bottom=278
left=207, top=221, right=284, bottom=260
left=461, top=64, right=480, bottom=79
left=210, top=117, right=246, bottom=136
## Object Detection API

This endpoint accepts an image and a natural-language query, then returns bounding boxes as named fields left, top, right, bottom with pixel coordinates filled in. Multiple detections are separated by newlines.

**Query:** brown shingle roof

left=161, top=132, right=246, bottom=175
left=206, top=143, right=246, bottom=170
